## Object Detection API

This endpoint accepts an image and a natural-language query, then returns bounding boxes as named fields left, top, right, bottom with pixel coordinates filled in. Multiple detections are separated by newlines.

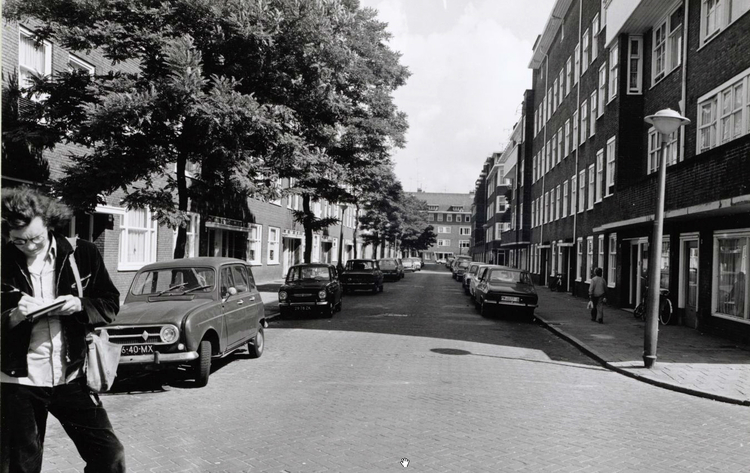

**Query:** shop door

left=681, top=239, right=699, bottom=327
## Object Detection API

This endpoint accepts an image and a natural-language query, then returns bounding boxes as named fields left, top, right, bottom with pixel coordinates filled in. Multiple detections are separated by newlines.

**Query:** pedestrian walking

left=588, top=267, right=607, bottom=324
left=1, top=187, right=126, bottom=473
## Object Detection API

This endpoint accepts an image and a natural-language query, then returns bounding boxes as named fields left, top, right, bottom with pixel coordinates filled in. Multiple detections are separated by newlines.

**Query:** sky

left=358, top=0, right=556, bottom=194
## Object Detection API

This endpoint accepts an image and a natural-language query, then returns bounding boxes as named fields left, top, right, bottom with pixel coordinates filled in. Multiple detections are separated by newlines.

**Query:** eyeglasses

left=10, top=233, right=47, bottom=246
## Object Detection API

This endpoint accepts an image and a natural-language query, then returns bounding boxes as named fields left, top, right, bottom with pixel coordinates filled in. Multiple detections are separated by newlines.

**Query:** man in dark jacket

left=1, top=188, right=125, bottom=473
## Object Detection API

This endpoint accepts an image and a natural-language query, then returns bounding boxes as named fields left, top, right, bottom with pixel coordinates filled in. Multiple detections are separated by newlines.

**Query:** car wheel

left=325, top=302, right=334, bottom=318
left=336, top=297, right=343, bottom=312
left=378, top=283, right=384, bottom=293
left=248, top=327, right=264, bottom=358
left=526, top=309, right=536, bottom=322
left=194, top=340, right=212, bottom=387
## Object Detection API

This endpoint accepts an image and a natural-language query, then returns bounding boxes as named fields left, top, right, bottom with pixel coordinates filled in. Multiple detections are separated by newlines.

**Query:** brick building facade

left=408, top=192, right=474, bottom=262
left=479, top=0, right=750, bottom=342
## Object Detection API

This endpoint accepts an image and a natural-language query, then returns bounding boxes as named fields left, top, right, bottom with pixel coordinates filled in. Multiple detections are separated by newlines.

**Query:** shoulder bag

left=68, top=237, right=121, bottom=392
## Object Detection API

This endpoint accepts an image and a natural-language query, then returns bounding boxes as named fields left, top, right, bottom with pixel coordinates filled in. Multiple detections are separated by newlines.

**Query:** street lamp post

left=642, top=109, right=690, bottom=368
left=338, top=204, right=348, bottom=265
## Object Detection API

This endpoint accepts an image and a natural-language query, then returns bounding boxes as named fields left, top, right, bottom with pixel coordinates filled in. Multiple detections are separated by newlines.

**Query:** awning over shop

left=205, top=216, right=252, bottom=232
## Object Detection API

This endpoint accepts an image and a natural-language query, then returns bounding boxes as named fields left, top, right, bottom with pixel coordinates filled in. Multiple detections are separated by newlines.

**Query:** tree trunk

left=371, top=232, right=379, bottom=259
left=173, top=155, right=188, bottom=259
left=353, top=203, right=360, bottom=258
left=302, top=194, right=313, bottom=263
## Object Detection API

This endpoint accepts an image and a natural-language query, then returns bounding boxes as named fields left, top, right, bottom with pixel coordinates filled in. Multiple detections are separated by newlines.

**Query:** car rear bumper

left=119, top=351, right=199, bottom=365
left=483, top=300, right=538, bottom=309
left=279, top=301, right=329, bottom=307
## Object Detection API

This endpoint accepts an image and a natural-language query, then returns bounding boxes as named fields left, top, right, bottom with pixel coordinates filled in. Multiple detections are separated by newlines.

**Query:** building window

left=592, top=14, right=600, bottom=60
left=438, top=239, right=451, bottom=247
left=648, top=128, right=680, bottom=174
left=556, top=128, right=563, bottom=165
left=653, top=4, right=683, bottom=85
left=580, top=100, right=588, bottom=144
left=460, top=227, right=471, bottom=235
left=606, top=137, right=616, bottom=196
left=571, top=174, right=578, bottom=215
left=447, top=214, right=453, bottom=222
left=661, top=237, right=671, bottom=290
left=598, top=235, right=605, bottom=273
left=556, top=185, right=561, bottom=220
left=698, top=71, right=749, bottom=153
left=428, top=205, right=439, bottom=211
left=429, top=214, right=435, bottom=222
left=495, top=223, right=504, bottom=237
left=574, top=43, right=581, bottom=84
left=563, top=180, right=569, bottom=218
left=437, top=213, right=443, bottom=222
left=582, top=29, right=590, bottom=74
left=465, top=215, right=471, bottom=222
left=590, top=91, right=597, bottom=137
left=587, top=165, right=595, bottom=210
left=172, top=213, right=200, bottom=259
left=245, top=224, right=261, bottom=264
left=608, top=44, right=619, bottom=101
left=119, top=208, right=158, bottom=270
left=268, top=227, right=280, bottom=264
left=596, top=149, right=604, bottom=203
left=558, top=69, right=565, bottom=106
left=564, top=119, right=571, bottom=157
left=573, top=111, right=579, bottom=150
left=701, top=0, right=749, bottom=46
left=553, top=78, right=559, bottom=113
left=576, top=238, right=584, bottom=281
left=543, top=192, right=549, bottom=224
left=551, top=137, right=557, bottom=168
left=459, top=240, right=470, bottom=249
left=438, top=226, right=450, bottom=234
left=608, top=233, right=617, bottom=286
left=566, top=57, right=573, bottom=95
left=586, top=236, right=594, bottom=282
left=19, top=27, right=52, bottom=90
left=579, top=170, right=586, bottom=213
left=627, top=36, right=643, bottom=94
left=497, top=196, right=507, bottom=213
left=598, top=65, right=607, bottom=116
left=69, top=55, right=95, bottom=75
left=713, top=230, right=749, bottom=320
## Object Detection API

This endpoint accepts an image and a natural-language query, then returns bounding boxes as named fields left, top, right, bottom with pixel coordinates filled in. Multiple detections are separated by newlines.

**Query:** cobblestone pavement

left=39, top=265, right=750, bottom=472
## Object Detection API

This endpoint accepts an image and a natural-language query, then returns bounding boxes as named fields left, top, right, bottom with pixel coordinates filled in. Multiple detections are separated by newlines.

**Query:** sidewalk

left=534, top=288, right=750, bottom=406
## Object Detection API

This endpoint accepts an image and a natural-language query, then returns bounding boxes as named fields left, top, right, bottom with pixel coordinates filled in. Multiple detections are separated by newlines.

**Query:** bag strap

left=67, top=237, right=83, bottom=298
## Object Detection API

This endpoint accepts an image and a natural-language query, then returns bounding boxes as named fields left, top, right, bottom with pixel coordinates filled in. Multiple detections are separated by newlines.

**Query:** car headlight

left=279, top=291, right=287, bottom=301
left=318, top=290, right=327, bottom=300
left=160, top=325, right=179, bottom=343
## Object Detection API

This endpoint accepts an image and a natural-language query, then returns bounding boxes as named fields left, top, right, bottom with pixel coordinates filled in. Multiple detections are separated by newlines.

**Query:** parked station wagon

left=105, top=257, right=267, bottom=387
left=278, top=263, right=343, bottom=318
left=340, top=259, right=384, bottom=293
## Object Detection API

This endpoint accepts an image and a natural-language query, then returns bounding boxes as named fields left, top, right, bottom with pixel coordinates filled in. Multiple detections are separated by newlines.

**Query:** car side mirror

left=223, top=286, right=237, bottom=302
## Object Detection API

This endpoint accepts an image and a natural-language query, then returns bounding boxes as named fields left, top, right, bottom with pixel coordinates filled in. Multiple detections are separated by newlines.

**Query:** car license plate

left=501, top=296, right=520, bottom=302
left=294, top=306, right=312, bottom=311
left=120, top=345, right=154, bottom=356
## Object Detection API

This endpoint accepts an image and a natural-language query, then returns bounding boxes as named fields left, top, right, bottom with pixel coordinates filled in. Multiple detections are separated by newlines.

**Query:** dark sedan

left=379, top=258, right=403, bottom=281
left=473, top=266, right=538, bottom=319
left=340, top=259, right=384, bottom=293
left=278, top=264, right=343, bottom=318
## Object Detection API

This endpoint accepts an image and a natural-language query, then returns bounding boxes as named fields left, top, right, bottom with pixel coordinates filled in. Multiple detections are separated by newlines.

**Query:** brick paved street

left=40, top=266, right=750, bottom=472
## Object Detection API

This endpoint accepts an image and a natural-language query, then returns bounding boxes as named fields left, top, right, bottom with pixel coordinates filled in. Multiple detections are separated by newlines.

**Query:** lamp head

left=645, top=108, right=691, bottom=135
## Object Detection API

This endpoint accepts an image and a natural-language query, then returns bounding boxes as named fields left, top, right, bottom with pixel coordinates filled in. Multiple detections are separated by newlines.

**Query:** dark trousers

left=590, top=296, right=604, bottom=322
left=1, top=381, right=125, bottom=473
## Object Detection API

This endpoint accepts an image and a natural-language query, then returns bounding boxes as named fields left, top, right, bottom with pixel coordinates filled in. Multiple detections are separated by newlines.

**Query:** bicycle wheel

left=659, top=299, right=673, bottom=325
left=634, top=303, right=646, bottom=320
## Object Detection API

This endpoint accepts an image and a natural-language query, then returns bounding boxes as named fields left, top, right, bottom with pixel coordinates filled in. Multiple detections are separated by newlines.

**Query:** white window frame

left=246, top=224, right=262, bottom=265
left=555, top=185, right=561, bottom=220
left=700, top=0, right=749, bottom=47
left=592, top=14, right=600, bottom=61
left=571, top=174, right=578, bottom=215
left=590, top=91, right=597, bottom=137
left=447, top=214, right=453, bottom=222
left=566, top=57, right=573, bottom=95
left=627, top=36, right=643, bottom=95
left=556, top=128, right=563, bottom=165
left=563, top=180, right=569, bottom=218
left=608, top=233, right=617, bottom=286
left=576, top=237, right=584, bottom=281
left=579, top=170, right=586, bottom=213
left=598, top=64, right=607, bottom=116
left=119, top=207, right=158, bottom=271
left=598, top=235, right=605, bottom=274
left=267, top=227, right=280, bottom=265
left=652, top=4, right=683, bottom=85
left=606, top=136, right=616, bottom=196
left=172, top=213, right=200, bottom=259
left=711, top=229, right=750, bottom=322
left=648, top=128, right=680, bottom=174
left=564, top=119, right=571, bottom=157
left=460, top=227, right=471, bottom=236
left=558, top=69, right=565, bottom=106
left=580, top=100, right=588, bottom=144
left=697, top=68, right=750, bottom=154
left=596, top=149, right=604, bottom=203
left=553, top=78, right=559, bottom=113
left=582, top=29, right=590, bottom=74
left=573, top=111, right=579, bottom=150
left=69, top=54, right=95, bottom=75
left=608, top=44, right=619, bottom=102
left=586, top=236, right=594, bottom=282
left=587, top=164, right=595, bottom=210
left=19, top=27, right=52, bottom=90
left=574, top=43, right=581, bottom=85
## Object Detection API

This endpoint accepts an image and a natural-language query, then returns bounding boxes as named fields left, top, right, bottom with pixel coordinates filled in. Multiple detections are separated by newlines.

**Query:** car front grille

left=103, top=325, right=173, bottom=346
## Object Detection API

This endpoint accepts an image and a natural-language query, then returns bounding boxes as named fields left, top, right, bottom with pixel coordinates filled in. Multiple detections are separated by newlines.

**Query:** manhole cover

left=370, top=313, right=409, bottom=317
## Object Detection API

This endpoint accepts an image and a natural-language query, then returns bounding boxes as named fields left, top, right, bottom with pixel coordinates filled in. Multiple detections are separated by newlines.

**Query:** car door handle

left=248, top=296, right=256, bottom=302
left=237, top=300, right=244, bottom=305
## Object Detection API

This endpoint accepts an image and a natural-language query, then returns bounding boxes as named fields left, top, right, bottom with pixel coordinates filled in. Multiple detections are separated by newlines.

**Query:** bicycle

left=550, top=273, right=563, bottom=292
left=634, top=287, right=673, bottom=325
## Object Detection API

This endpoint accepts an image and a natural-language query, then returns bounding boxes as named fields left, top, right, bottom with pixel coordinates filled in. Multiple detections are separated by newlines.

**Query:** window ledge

left=711, top=312, right=750, bottom=325
left=267, top=262, right=280, bottom=266
left=607, top=283, right=616, bottom=288
left=118, top=262, right=150, bottom=272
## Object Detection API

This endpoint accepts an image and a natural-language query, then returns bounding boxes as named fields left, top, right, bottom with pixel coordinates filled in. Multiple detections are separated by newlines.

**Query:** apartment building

left=409, top=191, right=474, bottom=261
left=2, top=20, right=358, bottom=295
left=494, top=0, right=750, bottom=342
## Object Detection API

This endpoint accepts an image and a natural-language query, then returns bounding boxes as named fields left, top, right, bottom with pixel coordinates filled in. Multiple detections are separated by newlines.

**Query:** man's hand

left=53, top=295, right=82, bottom=315
left=16, top=294, right=46, bottom=317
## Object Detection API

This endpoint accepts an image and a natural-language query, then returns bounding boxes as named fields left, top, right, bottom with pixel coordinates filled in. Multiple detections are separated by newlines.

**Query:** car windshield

left=379, top=260, right=397, bottom=269
left=287, top=266, right=330, bottom=282
left=131, top=268, right=216, bottom=295
left=458, top=261, right=470, bottom=269
left=487, top=269, right=528, bottom=284
left=346, top=261, right=375, bottom=271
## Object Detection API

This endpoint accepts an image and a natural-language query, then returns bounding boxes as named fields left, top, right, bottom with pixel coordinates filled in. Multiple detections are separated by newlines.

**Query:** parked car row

left=449, top=260, right=539, bottom=320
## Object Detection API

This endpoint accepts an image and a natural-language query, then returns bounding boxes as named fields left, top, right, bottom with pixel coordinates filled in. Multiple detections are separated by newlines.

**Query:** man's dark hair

left=595, top=267, right=603, bottom=277
left=2, top=187, right=72, bottom=232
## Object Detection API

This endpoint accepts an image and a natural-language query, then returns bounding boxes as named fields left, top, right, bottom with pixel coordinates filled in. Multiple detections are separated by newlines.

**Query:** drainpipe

left=540, top=52, right=548, bottom=285
left=679, top=1, right=689, bottom=161
left=570, top=0, right=583, bottom=294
